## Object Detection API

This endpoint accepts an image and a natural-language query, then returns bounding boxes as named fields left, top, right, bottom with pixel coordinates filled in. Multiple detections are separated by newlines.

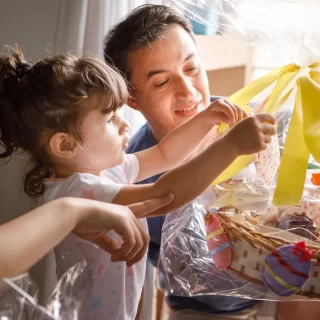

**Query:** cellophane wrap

left=159, top=82, right=320, bottom=301
left=159, top=171, right=320, bottom=301
left=0, top=261, right=93, bottom=319
left=169, top=0, right=320, bottom=67
left=159, top=98, right=320, bottom=300
left=159, top=0, right=320, bottom=301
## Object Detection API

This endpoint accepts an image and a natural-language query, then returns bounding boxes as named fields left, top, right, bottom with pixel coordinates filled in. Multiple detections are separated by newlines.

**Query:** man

left=104, top=4, right=318, bottom=320
left=104, top=3, right=213, bottom=267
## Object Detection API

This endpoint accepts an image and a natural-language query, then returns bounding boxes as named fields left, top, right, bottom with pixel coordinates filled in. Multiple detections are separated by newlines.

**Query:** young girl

left=0, top=47, right=276, bottom=319
left=0, top=195, right=173, bottom=279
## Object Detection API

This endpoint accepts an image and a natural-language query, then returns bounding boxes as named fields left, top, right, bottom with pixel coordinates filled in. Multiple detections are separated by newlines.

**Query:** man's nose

left=175, top=76, right=196, bottom=101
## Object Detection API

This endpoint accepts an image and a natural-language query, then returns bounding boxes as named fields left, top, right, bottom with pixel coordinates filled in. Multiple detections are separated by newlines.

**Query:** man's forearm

left=146, top=136, right=236, bottom=216
left=115, top=136, right=237, bottom=218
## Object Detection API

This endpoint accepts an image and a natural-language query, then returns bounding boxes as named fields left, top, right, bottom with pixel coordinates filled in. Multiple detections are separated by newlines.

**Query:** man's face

left=127, top=24, right=210, bottom=141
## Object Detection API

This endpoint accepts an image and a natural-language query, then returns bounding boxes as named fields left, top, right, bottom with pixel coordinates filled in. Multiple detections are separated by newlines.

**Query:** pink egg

left=205, top=213, right=232, bottom=270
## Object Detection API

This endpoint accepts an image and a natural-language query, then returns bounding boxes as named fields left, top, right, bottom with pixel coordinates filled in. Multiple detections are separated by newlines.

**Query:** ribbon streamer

left=212, top=63, right=320, bottom=206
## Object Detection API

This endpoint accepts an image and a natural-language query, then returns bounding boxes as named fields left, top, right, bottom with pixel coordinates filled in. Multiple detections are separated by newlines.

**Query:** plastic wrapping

left=159, top=88, right=320, bottom=300
left=160, top=3, right=320, bottom=301
left=0, top=262, right=90, bottom=319
left=169, top=0, right=320, bottom=67
left=159, top=103, right=320, bottom=299
left=160, top=171, right=320, bottom=301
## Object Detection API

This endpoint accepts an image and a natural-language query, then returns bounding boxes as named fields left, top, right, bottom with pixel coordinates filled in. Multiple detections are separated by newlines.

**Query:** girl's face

left=73, top=95, right=130, bottom=174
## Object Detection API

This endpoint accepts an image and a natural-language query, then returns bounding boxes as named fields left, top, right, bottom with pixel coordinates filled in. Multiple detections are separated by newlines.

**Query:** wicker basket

left=217, top=213, right=320, bottom=298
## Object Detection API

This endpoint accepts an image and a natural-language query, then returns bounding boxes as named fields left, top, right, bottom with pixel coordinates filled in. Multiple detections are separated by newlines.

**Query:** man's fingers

left=128, top=193, right=174, bottom=217
left=112, top=221, right=149, bottom=263
left=126, top=244, right=148, bottom=268
left=127, top=225, right=149, bottom=267
left=120, top=223, right=144, bottom=261
left=125, top=220, right=149, bottom=266
left=93, top=234, right=119, bottom=254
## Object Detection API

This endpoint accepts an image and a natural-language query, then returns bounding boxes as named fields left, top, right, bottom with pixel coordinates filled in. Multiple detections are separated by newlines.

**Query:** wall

left=0, top=0, right=62, bottom=222
left=0, top=0, right=61, bottom=58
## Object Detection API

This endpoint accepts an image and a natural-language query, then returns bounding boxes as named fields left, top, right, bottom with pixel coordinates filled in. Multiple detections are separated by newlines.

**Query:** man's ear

left=49, top=132, right=78, bottom=159
left=127, top=89, right=138, bottom=110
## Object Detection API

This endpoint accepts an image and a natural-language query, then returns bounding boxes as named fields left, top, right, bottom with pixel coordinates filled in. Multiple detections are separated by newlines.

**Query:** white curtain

left=54, top=0, right=166, bottom=136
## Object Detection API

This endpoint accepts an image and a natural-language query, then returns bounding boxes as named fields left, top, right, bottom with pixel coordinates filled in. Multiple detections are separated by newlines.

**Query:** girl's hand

left=204, top=98, right=248, bottom=126
left=70, top=193, right=174, bottom=267
left=223, top=113, right=277, bottom=156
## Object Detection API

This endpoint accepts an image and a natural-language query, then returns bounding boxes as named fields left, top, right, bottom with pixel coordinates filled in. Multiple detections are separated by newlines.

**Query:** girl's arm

left=0, top=194, right=174, bottom=278
left=135, top=99, right=246, bottom=182
left=114, top=114, right=277, bottom=217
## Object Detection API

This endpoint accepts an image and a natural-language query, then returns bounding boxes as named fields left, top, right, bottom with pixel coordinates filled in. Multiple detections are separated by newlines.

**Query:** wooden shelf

left=195, top=34, right=253, bottom=97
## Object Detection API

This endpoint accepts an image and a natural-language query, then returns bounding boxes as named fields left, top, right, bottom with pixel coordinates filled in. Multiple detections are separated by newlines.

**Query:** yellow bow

left=212, top=62, right=320, bottom=206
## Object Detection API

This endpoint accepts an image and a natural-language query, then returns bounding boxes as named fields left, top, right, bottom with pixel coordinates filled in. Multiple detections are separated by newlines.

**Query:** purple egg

left=261, top=244, right=312, bottom=296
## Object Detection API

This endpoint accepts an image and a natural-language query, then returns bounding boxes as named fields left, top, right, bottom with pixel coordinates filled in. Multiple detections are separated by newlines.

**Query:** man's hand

left=72, top=193, right=174, bottom=267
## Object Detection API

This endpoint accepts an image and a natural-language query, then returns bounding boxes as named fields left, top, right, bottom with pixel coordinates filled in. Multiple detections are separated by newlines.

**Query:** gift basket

left=159, top=172, right=320, bottom=300
left=161, top=0, right=320, bottom=300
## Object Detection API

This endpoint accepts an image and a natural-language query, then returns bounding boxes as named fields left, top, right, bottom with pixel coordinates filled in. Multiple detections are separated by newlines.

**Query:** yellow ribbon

left=212, top=62, right=320, bottom=206
left=207, top=228, right=225, bottom=240
left=262, top=261, right=300, bottom=293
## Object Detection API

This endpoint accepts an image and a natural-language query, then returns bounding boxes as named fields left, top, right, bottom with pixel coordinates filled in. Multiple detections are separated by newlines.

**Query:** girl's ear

left=49, top=133, right=78, bottom=159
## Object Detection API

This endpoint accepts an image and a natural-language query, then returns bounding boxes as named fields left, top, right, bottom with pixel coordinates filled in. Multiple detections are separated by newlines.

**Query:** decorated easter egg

left=261, top=242, right=313, bottom=296
left=204, top=212, right=232, bottom=270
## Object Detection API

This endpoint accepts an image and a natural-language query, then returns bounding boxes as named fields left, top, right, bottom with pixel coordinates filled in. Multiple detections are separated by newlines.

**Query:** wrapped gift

left=162, top=0, right=320, bottom=301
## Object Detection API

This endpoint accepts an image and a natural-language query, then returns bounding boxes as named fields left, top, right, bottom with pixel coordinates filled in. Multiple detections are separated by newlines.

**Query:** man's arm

left=114, top=114, right=276, bottom=218
left=0, top=195, right=174, bottom=278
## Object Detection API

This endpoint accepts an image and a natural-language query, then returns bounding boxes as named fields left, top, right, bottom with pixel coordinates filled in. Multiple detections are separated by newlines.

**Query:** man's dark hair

left=103, top=4, right=194, bottom=81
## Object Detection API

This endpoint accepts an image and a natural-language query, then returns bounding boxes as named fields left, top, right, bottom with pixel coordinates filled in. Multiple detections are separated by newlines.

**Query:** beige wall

left=0, top=0, right=61, bottom=58
left=0, top=0, right=62, bottom=222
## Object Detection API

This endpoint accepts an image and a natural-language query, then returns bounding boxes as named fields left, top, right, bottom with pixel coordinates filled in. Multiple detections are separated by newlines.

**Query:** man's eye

left=186, top=67, right=197, bottom=72
left=155, top=79, right=169, bottom=88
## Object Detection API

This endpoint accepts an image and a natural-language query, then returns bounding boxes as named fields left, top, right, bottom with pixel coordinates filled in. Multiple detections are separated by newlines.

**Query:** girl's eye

left=106, top=115, right=116, bottom=124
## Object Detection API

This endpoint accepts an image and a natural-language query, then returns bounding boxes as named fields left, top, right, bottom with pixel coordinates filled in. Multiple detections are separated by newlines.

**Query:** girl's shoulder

left=103, top=154, right=139, bottom=185
left=43, top=172, right=123, bottom=204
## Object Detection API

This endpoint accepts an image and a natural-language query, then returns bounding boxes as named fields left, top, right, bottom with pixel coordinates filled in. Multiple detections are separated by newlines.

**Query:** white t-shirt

left=43, top=155, right=147, bottom=320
